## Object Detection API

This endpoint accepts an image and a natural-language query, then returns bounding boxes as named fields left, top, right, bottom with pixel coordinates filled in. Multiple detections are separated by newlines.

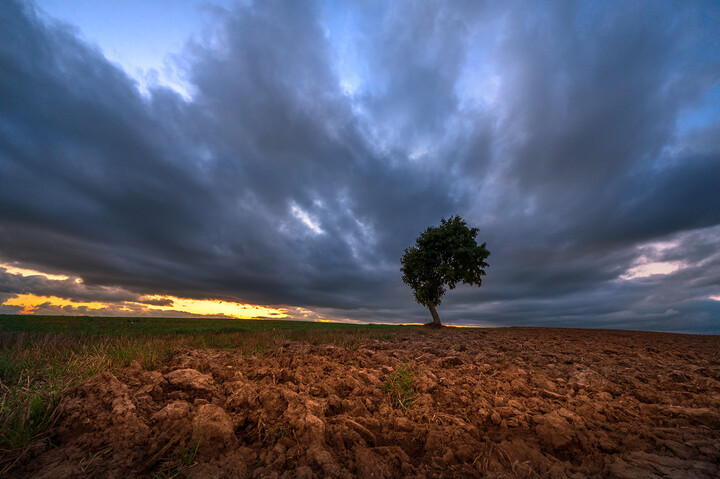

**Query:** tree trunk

left=427, top=303, right=442, bottom=328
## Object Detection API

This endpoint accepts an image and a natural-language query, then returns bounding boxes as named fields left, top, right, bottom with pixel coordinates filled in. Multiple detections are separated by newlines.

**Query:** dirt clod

left=536, top=411, right=575, bottom=450
left=165, top=368, right=216, bottom=394
left=193, top=403, right=235, bottom=450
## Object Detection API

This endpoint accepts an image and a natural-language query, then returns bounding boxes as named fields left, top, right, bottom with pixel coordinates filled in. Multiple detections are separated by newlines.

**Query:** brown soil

left=12, top=328, right=720, bottom=478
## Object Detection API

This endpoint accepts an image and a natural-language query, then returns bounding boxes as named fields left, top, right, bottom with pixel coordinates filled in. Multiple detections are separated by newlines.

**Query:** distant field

left=0, top=314, right=411, bottom=472
left=0, top=314, right=403, bottom=336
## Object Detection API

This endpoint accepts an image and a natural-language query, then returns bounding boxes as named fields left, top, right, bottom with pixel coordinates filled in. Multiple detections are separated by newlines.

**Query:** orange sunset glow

left=0, top=263, right=289, bottom=319
left=2, top=293, right=289, bottom=319
left=140, top=295, right=289, bottom=318
left=1, top=264, right=72, bottom=281
left=4, top=294, right=106, bottom=314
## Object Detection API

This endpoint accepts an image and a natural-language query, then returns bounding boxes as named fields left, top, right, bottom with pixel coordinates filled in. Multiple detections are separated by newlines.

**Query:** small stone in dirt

left=491, top=411, right=502, bottom=425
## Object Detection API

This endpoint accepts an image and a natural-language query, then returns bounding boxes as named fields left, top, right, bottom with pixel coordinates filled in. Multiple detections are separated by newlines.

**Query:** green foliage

left=400, top=215, right=490, bottom=310
left=182, top=431, right=204, bottom=467
left=382, top=363, right=418, bottom=409
left=261, top=424, right=288, bottom=445
left=0, top=315, right=403, bottom=336
left=79, top=447, right=112, bottom=475
left=150, top=432, right=204, bottom=479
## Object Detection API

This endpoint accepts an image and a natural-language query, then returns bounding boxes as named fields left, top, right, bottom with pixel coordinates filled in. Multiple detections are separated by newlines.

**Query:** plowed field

left=12, top=328, right=720, bottom=478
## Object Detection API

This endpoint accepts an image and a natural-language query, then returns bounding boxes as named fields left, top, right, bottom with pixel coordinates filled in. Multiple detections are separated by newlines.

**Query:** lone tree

left=401, top=216, right=490, bottom=327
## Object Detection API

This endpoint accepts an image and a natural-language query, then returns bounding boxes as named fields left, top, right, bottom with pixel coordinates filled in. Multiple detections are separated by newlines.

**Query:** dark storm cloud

left=1, top=0, right=719, bottom=332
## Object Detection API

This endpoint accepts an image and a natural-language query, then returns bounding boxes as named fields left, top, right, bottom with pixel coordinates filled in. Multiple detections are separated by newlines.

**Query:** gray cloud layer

left=1, top=0, right=719, bottom=332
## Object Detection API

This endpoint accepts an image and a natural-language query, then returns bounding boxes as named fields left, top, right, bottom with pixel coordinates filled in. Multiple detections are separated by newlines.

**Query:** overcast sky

left=1, top=0, right=719, bottom=333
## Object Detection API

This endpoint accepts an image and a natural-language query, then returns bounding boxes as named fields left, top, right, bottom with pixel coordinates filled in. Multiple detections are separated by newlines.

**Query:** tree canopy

left=400, top=216, right=490, bottom=326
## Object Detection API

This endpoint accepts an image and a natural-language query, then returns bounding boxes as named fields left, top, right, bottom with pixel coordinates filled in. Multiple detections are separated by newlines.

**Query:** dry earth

left=11, top=328, right=720, bottom=478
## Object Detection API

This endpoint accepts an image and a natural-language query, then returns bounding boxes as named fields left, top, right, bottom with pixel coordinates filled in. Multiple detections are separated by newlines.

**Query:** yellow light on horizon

left=2, top=293, right=290, bottom=319
left=0, top=264, right=294, bottom=320
left=4, top=294, right=106, bottom=314
left=139, top=295, right=288, bottom=319
left=1, top=263, right=70, bottom=281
